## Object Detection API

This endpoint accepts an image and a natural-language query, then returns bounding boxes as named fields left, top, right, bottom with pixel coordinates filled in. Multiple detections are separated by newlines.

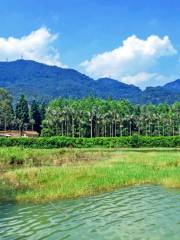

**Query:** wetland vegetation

left=0, top=147, right=179, bottom=203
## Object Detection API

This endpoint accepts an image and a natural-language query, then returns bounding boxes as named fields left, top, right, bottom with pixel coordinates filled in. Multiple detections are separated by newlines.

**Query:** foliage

left=42, top=97, right=180, bottom=137
left=15, top=95, right=29, bottom=131
left=0, top=88, right=14, bottom=130
left=0, top=87, right=179, bottom=137
left=30, top=100, right=42, bottom=132
left=0, top=91, right=46, bottom=132
left=0, top=136, right=179, bottom=148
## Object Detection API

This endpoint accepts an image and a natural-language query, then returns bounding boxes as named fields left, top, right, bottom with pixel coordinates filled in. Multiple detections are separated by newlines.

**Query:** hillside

left=0, top=60, right=179, bottom=104
left=164, top=79, right=180, bottom=93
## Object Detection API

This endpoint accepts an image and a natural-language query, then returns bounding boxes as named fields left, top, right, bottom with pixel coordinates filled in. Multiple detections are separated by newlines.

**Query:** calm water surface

left=0, top=185, right=180, bottom=240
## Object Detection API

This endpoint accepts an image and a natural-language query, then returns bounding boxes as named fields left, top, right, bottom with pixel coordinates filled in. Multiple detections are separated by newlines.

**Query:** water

left=0, top=185, right=180, bottom=240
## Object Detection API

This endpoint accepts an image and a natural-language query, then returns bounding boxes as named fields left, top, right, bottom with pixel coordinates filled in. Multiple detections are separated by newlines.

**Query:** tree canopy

left=42, top=97, right=180, bottom=137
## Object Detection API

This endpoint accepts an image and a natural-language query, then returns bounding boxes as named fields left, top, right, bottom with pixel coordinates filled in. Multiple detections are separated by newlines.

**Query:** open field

left=0, top=147, right=180, bottom=203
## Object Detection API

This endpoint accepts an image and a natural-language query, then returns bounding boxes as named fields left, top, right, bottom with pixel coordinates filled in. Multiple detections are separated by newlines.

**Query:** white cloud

left=0, top=27, right=66, bottom=67
left=122, top=72, right=176, bottom=89
left=80, top=35, right=177, bottom=86
left=122, top=72, right=158, bottom=85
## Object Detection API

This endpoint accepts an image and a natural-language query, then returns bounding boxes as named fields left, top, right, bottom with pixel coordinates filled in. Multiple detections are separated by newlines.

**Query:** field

left=0, top=147, right=180, bottom=203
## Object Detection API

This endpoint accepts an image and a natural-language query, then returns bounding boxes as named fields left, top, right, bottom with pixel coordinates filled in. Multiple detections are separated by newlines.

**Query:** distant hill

left=95, top=78, right=141, bottom=103
left=142, top=86, right=180, bottom=104
left=0, top=60, right=179, bottom=104
left=164, top=79, right=180, bottom=93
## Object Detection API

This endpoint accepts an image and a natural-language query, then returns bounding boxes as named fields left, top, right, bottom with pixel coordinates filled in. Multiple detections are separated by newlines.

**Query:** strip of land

left=0, top=147, right=179, bottom=203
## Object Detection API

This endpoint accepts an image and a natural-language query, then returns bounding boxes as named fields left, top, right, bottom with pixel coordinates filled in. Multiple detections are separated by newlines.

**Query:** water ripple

left=0, top=185, right=180, bottom=240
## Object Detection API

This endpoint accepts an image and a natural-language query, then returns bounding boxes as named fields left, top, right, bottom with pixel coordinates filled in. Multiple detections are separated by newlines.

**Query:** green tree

left=41, top=97, right=180, bottom=138
left=0, top=88, right=14, bottom=130
left=15, top=95, right=29, bottom=132
left=30, top=100, right=42, bottom=132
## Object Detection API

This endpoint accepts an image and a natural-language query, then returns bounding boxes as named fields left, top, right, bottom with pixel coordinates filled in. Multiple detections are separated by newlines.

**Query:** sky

left=0, top=0, right=180, bottom=89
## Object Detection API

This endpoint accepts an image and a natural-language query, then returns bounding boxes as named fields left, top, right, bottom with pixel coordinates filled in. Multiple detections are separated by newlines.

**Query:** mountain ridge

left=0, top=59, right=179, bottom=104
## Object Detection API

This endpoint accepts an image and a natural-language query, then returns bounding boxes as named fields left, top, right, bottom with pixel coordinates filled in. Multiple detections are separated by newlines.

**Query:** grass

left=0, top=147, right=180, bottom=203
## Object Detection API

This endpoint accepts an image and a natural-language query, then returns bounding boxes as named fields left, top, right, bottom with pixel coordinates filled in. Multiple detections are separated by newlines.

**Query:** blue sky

left=0, top=0, right=180, bottom=88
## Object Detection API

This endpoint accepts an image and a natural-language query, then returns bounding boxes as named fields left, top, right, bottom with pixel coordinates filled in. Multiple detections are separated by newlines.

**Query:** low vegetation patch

left=0, top=147, right=109, bottom=171
left=0, top=135, right=179, bottom=148
left=0, top=148, right=179, bottom=203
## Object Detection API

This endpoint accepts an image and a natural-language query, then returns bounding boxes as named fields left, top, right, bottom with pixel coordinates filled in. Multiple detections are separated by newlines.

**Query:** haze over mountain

left=0, top=60, right=179, bottom=104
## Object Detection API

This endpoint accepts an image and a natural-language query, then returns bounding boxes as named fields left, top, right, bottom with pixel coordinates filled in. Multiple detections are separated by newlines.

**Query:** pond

left=0, top=185, right=180, bottom=240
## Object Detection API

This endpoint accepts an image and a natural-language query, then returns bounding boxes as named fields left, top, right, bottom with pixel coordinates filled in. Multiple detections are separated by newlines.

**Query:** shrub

left=0, top=136, right=179, bottom=148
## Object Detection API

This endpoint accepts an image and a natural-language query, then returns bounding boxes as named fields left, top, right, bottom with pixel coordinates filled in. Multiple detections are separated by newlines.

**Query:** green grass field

left=0, top=147, right=179, bottom=203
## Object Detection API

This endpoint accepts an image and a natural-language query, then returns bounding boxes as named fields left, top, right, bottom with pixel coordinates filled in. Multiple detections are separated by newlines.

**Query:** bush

left=0, top=135, right=179, bottom=148
left=130, top=134, right=140, bottom=148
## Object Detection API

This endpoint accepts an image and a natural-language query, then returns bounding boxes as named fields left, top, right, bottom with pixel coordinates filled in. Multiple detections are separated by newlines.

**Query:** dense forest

left=0, top=88, right=179, bottom=137
left=42, top=97, right=180, bottom=137
left=0, top=88, right=45, bottom=133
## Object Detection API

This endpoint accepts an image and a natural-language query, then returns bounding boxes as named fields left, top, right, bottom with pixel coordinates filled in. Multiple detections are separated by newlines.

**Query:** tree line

left=0, top=88, right=179, bottom=137
left=42, top=97, right=180, bottom=137
left=0, top=88, right=45, bottom=133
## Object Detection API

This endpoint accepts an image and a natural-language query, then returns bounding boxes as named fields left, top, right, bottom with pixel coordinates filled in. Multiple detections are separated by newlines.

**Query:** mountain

left=0, top=60, right=141, bottom=102
left=95, top=78, right=141, bottom=102
left=141, top=86, right=180, bottom=104
left=0, top=59, right=179, bottom=104
left=140, top=79, right=180, bottom=104
left=164, top=79, right=180, bottom=93
left=0, top=60, right=95, bottom=102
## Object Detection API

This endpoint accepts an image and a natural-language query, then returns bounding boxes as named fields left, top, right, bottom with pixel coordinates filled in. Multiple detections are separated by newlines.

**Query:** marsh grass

left=0, top=148, right=179, bottom=203
left=0, top=147, right=109, bottom=170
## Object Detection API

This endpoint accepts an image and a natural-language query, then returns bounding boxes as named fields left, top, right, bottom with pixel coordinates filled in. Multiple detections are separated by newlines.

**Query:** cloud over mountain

left=0, top=27, right=65, bottom=67
left=80, top=35, right=177, bottom=86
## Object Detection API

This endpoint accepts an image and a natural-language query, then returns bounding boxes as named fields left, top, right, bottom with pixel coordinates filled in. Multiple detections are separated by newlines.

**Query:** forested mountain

left=142, top=86, right=180, bottom=104
left=0, top=59, right=179, bottom=104
left=164, top=79, right=180, bottom=93
left=95, top=78, right=141, bottom=103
